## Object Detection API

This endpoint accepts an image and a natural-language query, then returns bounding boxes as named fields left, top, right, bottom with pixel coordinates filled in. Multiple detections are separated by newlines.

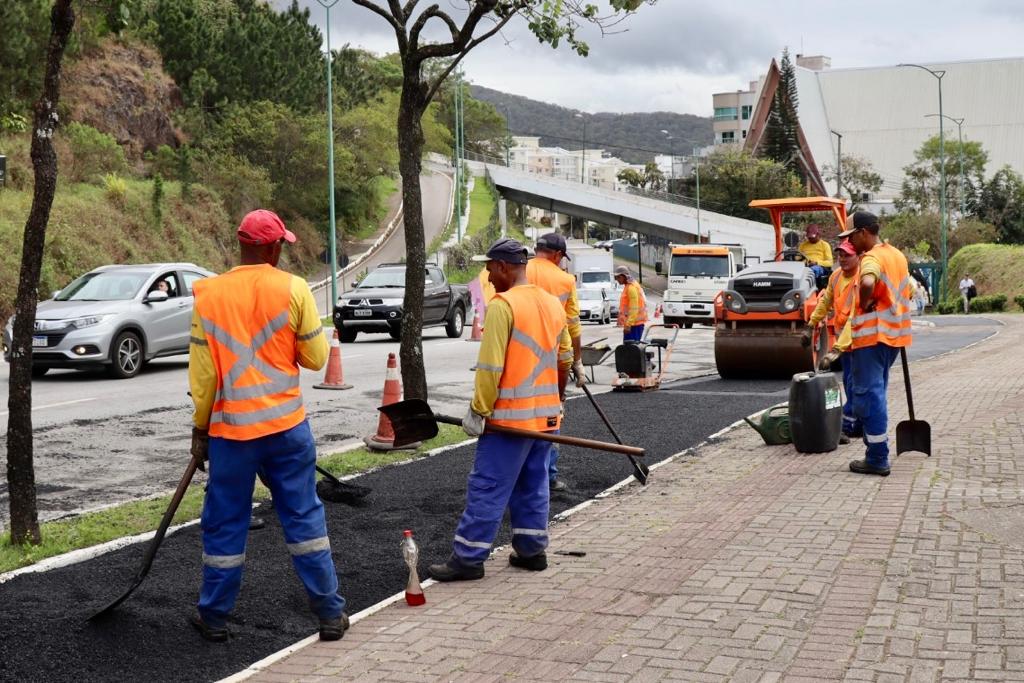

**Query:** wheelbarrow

left=580, top=338, right=613, bottom=383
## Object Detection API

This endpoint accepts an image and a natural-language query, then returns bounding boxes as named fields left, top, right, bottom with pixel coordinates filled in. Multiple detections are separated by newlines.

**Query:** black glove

left=800, top=326, right=813, bottom=348
left=191, top=427, right=209, bottom=471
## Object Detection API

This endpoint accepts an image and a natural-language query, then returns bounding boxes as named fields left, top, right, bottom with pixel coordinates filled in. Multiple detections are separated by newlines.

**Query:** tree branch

left=402, top=0, right=421, bottom=17
left=350, top=0, right=401, bottom=32
left=409, top=4, right=459, bottom=51
left=422, top=12, right=516, bottom=104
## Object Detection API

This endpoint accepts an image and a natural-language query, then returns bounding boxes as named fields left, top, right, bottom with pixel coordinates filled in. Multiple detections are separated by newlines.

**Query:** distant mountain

left=471, top=85, right=713, bottom=164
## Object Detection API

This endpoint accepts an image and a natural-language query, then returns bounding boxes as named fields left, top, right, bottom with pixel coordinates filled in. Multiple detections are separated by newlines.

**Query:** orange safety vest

left=618, top=281, right=648, bottom=326
left=850, top=243, right=913, bottom=349
left=193, top=266, right=305, bottom=440
left=827, top=268, right=858, bottom=333
left=489, top=285, right=566, bottom=433
left=526, top=257, right=574, bottom=310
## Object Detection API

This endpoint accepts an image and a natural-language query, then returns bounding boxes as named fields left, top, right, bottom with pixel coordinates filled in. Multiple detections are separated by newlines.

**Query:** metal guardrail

left=309, top=204, right=404, bottom=294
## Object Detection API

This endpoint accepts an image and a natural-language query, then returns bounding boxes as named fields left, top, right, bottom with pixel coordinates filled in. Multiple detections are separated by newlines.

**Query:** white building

left=743, top=55, right=1024, bottom=211
left=508, top=136, right=642, bottom=192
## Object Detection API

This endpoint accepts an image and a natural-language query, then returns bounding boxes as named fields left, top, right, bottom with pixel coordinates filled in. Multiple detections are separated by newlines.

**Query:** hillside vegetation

left=945, top=243, right=1024, bottom=308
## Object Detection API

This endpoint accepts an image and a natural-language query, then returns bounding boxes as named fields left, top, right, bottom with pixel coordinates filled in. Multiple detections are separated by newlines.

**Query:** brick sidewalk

left=241, top=316, right=1023, bottom=683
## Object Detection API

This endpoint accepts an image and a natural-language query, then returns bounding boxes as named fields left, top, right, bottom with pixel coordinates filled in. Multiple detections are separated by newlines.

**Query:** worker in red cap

left=187, top=209, right=348, bottom=642
left=798, top=224, right=833, bottom=283
left=803, top=239, right=861, bottom=443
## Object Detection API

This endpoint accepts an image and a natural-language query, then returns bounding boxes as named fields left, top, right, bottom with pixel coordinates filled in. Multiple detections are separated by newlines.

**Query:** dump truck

left=662, top=244, right=746, bottom=329
left=713, top=197, right=847, bottom=379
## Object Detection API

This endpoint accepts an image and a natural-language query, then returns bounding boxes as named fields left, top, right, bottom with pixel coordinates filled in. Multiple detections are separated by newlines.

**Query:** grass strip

left=0, top=424, right=468, bottom=574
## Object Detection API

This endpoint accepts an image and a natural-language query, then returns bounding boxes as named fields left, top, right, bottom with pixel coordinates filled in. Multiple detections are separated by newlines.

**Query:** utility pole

left=504, top=107, right=511, bottom=167
left=316, top=0, right=341, bottom=309
left=575, top=112, right=586, bottom=184
left=661, top=129, right=674, bottom=192
left=830, top=129, right=843, bottom=198
left=453, top=70, right=465, bottom=241
left=694, top=146, right=701, bottom=242
left=900, top=63, right=948, bottom=301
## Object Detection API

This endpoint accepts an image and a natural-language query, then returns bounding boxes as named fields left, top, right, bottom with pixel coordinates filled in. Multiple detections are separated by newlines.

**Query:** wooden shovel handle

left=436, top=415, right=645, bottom=457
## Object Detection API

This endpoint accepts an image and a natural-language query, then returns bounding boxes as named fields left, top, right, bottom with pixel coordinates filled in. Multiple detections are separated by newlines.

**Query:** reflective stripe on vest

left=194, top=266, right=306, bottom=440
left=489, top=286, right=566, bottom=432
left=851, top=244, right=913, bottom=349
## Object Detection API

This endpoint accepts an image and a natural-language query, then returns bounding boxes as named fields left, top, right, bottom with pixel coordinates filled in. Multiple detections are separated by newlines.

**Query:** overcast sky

left=277, top=1, right=1024, bottom=116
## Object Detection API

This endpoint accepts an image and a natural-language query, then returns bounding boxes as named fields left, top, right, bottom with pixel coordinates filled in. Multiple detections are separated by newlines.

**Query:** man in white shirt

left=959, top=273, right=975, bottom=313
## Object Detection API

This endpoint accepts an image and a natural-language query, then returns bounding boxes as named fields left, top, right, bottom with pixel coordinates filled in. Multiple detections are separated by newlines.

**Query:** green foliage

left=897, top=134, right=989, bottom=214
left=151, top=173, right=164, bottom=225
left=62, top=122, right=128, bottom=183
left=0, top=0, right=51, bottom=114
left=945, top=242, right=1024, bottom=306
left=677, top=146, right=805, bottom=222
left=974, top=165, right=1024, bottom=244
left=0, top=112, right=28, bottom=134
left=331, top=46, right=402, bottom=110
left=193, top=150, right=274, bottom=223
left=466, top=177, right=497, bottom=236
left=883, top=213, right=998, bottom=261
left=822, top=154, right=883, bottom=206
left=936, top=300, right=957, bottom=314
left=1015, top=295, right=1024, bottom=311
left=617, top=163, right=664, bottom=191
left=761, top=48, right=801, bottom=177
left=438, top=81, right=507, bottom=157
left=968, top=294, right=1007, bottom=313
left=102, top=173, right=128, bottom=204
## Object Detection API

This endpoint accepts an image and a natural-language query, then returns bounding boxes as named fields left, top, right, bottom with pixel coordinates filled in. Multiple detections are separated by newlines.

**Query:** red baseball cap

left=836, top=240, right=857, bottom=256
left=237, top=209, right=296, bottom=246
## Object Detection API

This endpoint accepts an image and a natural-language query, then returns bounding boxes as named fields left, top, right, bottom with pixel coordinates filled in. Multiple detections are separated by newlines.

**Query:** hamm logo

left=751, top=281, right=772, bottom=287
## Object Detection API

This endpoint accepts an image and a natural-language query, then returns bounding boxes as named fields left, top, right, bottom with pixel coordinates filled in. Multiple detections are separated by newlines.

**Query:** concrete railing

left=309, top=203, right=404, bottom=294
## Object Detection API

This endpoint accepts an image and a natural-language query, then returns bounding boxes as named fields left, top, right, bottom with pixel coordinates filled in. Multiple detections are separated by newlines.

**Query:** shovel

left=315, top=465, right=371, bottom=505
left=379, top=399, right=645, bottom=458
left=89, top=455, right=201, bottom=620
left=573, top=371, right=649, bottom=485
left=895, top=347, right=931, bottom=456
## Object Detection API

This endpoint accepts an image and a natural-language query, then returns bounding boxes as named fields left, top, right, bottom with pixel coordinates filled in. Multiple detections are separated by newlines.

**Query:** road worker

left=527, top=232, right=586, bottom=492
left=798, top=224, right=833, bottom=282
left=820, top=211, right=912, bottom=477
left=187, top=209, right=347, bottom=642
left=802, top=239, right=861, bottom=444
left=614, top=266, right=647, bottom=342
left=429, top=237, right=571, bottom=581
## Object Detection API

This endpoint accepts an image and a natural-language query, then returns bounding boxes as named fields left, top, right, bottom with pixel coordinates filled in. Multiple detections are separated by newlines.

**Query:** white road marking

left=0, top=397, right=96, bottom=417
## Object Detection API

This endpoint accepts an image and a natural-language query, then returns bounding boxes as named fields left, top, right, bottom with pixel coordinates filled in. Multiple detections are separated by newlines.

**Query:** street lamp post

left=830, top=129, right=843, bottom=198
left=575, top=112, right=586, bottom=184
left=926, top=114, right=966, bottom=217
left=504, top=108, right=511, bottom=167
left=317, top=0, right=341, bottom=309
left=899, top=62, right=948, bottom=301
left=693, top=146, right=701, bottom=242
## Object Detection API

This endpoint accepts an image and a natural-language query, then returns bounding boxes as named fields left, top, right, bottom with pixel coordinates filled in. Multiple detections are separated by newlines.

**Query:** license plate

left=352, top=309, right=372, bottom=317
left=32, top=335, right=48, bottom=348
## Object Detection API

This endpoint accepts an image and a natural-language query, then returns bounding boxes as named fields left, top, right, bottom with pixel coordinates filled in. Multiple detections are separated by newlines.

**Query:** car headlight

left=69, top=314, right=111, bottom=329
left=378, top=298, right=403, bottom=306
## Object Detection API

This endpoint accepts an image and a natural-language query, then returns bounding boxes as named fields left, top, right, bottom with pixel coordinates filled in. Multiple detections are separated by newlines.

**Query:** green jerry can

left=789, top=371, right=842, bottom=453
left=744, top=403, right=792, bottom=446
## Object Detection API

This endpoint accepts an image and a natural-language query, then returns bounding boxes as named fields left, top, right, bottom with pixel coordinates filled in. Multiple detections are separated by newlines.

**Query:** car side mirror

left=736, top=264, right=746, bottom=272
left=144, top=290, right=169, bottom=303
left=51, top=290, right=61, bottom=299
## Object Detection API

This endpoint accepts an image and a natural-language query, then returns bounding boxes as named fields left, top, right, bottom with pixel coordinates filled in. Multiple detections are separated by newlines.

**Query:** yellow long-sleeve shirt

left=470, top=290, right=572, bottom=417
left=835, top=249, right=884, bottom=351
left=189, top=268, right=327, bottom=430
left=798, top=240, right=834, bottom=268
left=525, top=257, right=583, bottom=343
left=617, top=281, right=647, bottom=328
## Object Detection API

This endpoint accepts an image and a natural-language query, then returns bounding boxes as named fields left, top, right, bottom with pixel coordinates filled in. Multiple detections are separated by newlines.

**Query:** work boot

left=849, top=459, right=890, bottom=477
left=429, top=556, right=485, bottom=582
left=319, top=612, right=350, bottom=642
left=189, top=612, right=229, bottom=643
left=838, top=433, right=851, bottom=445
left=549, top=479, right=568, bottom=492
left=508, top=551, right=547, bottom=571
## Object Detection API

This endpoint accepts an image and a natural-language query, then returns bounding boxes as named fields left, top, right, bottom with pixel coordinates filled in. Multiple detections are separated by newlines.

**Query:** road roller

left=713, top=197, right=847, bottom=379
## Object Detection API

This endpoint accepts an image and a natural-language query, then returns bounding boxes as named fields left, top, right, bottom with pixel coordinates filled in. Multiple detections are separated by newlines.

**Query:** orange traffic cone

left=314, top=329, right=352, bottom=390
left=365, top=353, right=419, bottom=451
left=466, top=306, right=483, bottom=342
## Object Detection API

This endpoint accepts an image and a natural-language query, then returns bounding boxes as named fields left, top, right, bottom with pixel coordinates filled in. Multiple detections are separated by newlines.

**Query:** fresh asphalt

left=0, top=315, right=1001, bottom=683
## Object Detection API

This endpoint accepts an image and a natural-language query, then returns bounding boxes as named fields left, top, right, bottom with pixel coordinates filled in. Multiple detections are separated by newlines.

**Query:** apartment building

left=711, top=79, right=761, bottom=146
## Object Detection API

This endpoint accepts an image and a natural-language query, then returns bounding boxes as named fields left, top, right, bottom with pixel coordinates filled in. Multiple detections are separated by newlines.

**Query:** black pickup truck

left=332, top=263, right=472, bottom=342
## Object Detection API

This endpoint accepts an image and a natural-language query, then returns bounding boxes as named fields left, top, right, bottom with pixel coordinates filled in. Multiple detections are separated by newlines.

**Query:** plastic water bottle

left=402, top=529, right=425, bottom=606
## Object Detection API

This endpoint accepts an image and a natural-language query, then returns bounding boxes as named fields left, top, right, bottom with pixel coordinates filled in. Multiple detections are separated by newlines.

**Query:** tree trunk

left=396, top=72, right=428, bottom=401
left=6, top=0, right=75, bottom=545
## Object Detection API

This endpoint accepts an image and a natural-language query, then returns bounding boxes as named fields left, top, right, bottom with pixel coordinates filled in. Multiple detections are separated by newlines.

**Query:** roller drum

left=714, top=323, right=815, bottom=379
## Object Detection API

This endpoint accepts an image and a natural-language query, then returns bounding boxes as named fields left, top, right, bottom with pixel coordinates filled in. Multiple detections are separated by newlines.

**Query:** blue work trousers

left=840, top=353, right=861, bottom=437
left=548, top=430, right=560, bottom=483
left=452, top=432, right=552, bottom=565
left=198, top=420, right=345, bottom=628
left=623, top=324, right=645, bottom=343
left=850, top=344, right=900, bottom=469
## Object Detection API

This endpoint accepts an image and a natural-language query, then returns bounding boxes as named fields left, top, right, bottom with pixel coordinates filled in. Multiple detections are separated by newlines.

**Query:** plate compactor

left=611, top=324, right=679, bottom=392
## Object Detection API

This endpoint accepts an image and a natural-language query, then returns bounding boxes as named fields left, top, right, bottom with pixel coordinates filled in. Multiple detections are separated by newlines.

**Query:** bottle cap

left=403, top=529, right=413, bottom=537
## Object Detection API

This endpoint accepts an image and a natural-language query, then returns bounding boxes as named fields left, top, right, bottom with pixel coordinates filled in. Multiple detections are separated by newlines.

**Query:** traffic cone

left=365, top=353, right=420, bottom=451
left=314, top=329, right=352, bottom=390
left=466, top=306, right=483, bottom=342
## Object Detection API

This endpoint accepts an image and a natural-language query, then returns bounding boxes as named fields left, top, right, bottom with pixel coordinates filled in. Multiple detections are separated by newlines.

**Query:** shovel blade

left=896, top=419, right=931, bottom=456
left=378, top=398, right=440, bottom=447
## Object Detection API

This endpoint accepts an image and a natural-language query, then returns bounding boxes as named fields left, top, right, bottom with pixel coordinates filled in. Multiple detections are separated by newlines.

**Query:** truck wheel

left=108, top=331, right=143, bottom=379
left=445, top=306, right=465, bottom=338
left=339, top=328, right=358, bottom=343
